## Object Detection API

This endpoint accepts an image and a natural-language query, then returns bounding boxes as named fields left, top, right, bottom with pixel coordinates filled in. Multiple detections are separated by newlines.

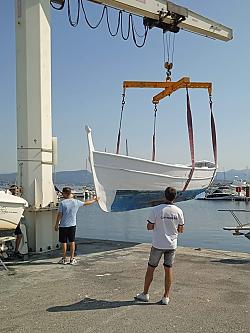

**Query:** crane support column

left=15, top=0, right=58, bottom=252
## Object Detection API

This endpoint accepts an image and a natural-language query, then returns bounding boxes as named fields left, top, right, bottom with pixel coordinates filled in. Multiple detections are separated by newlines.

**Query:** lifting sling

left=182, top=88, right=195, bottom=191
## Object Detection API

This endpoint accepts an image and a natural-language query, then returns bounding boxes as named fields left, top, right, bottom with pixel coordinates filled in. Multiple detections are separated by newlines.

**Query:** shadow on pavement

left=1, top=238, right=141, bottom=269
left=3, top=260, right=58, bottom=267
left=47, top=297, right=159, bottom=312
left=211, top=258, right=250, bottom=265
left=75, top=238, right=141, bottom=256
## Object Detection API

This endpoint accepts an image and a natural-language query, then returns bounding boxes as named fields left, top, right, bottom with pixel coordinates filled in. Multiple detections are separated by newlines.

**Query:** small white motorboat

left=230, top=176, right=247, bottom=188
left=86, top=126, right=216, bottom=212
left=0, top=191, right=28, bottom=230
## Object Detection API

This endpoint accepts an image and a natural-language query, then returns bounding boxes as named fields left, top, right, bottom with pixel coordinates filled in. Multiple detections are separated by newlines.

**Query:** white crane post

left=15, top=0, right=58, bottom=252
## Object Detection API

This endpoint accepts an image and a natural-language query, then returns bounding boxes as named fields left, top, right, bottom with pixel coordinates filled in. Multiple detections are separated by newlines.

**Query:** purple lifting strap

left=182, top=88, right=195, bottom=192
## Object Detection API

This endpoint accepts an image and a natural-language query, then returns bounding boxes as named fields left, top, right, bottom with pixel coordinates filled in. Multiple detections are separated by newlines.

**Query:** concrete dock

left=0, top=239, right=250, bottom=333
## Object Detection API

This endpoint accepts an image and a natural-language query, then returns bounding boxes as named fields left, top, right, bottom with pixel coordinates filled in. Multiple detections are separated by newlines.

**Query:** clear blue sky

left=0, top=0, right=249, bottom=173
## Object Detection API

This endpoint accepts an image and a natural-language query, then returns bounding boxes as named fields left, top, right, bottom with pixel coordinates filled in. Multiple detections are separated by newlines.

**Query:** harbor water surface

left=76, top=198, right=250, bottom=253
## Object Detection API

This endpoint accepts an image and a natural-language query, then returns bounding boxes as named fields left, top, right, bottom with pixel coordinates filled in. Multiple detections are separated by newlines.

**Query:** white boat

left=230, top=176, right=247, bottom=188
left=0, top=191, right=28, bottom=230
left=86, top=126, right=217, bottom=212
left=205, top=192, right=234, bottom=200
left=219, top=209, right=250, bottom=240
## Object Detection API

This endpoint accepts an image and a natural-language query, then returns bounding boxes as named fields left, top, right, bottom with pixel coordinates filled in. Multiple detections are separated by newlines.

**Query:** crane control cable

left=50, top=0, right=149, bottom=48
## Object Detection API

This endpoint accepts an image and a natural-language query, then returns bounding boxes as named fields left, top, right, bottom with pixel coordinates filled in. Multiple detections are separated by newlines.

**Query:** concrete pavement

left=0, top=239, right=250, bottom=333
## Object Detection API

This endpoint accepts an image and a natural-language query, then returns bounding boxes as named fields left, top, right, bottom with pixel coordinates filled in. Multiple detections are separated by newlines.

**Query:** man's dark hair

left=165, top=187, right=177, bottom=202
left=62, top=187, right=71, bottom=195
left=9, top=185, right=18, bottom=195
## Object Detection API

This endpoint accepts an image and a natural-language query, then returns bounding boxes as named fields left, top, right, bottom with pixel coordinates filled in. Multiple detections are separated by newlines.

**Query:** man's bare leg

left=143, top=265, right=156, bottom=294
left=15, top=234, right=22, bottom=253
left=61, top=243, right=67, bottom=259
left=69, top=241, right=75, bottom=260
left=163, top=266, right=173, bottom=298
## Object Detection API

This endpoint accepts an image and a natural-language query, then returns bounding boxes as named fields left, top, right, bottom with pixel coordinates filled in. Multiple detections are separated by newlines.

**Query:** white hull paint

left=86, top=127, right=217, bottom=212
left=0, top=192, right=28, bottom=230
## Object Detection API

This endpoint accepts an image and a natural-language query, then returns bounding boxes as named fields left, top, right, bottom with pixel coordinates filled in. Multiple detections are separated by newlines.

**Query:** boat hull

left=0, top=192, right=28, bottom=230
left=86, top=126, right=217, bottom=212
left=110, top=188, right=203, bottom=212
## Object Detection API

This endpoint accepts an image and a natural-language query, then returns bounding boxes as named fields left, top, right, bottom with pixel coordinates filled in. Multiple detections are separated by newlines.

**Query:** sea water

left=76, top=198, right=250, bottom=253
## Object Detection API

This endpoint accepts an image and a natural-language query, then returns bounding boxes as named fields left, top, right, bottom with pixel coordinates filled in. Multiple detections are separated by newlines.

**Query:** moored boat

left=0, top=191, right=28, bottom=230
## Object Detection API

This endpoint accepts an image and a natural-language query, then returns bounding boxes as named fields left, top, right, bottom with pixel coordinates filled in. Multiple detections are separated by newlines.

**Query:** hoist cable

left=171, top=33, right=176, bottom=65
left=166, top=32, right=171, bottom=63
left=163, top=31, right=167, bottom=65
left=163, top=31, right=176, bottom=80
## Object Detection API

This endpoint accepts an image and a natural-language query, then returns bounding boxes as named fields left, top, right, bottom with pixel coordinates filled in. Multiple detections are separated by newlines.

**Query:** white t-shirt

left=147, top=203, right=184, bottom=250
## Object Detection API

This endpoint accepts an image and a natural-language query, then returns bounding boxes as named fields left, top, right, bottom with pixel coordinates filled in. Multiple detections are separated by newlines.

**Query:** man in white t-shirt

left=135, top=187, right=184, bottom=305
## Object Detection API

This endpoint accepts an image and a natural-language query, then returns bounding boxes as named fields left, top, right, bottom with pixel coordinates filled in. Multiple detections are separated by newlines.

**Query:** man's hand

left=84, top=196, right=99, bottom=206
left=92, top=195, right=99, bottom=201
left=177, top=224, right=184, bottom=233
left=55, top=225, right=59, bottom=232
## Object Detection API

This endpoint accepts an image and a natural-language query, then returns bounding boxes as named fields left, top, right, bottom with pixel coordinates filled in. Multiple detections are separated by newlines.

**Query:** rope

left=152, top=103, right=158, bottom=161
left=116, top=88, right=126, bottom=154
left=182, top=88, right=195, bottom=191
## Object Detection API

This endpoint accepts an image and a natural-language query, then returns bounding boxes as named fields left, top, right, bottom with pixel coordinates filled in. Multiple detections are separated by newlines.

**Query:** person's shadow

left=47, top=297, right=158, bottom=312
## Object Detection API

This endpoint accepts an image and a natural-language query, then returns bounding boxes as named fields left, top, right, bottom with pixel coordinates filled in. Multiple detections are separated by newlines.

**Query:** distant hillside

left=0, top=170, right=93, bottom=186
left=215, top=169, right=250, bottom=182
left=54, top=170, right=93, bottom=185
left=0, top=173, right=16, bottom=183
left=1, top=168, right=249, bottom=186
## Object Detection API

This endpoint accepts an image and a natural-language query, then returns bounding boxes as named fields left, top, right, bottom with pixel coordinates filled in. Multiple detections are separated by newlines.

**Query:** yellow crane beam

left=123, top=77, right=212, bottom=104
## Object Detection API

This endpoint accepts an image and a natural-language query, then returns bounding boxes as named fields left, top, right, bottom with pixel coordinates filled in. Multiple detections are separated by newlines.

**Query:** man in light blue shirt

left=55, top=187, right=97, bottom=265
